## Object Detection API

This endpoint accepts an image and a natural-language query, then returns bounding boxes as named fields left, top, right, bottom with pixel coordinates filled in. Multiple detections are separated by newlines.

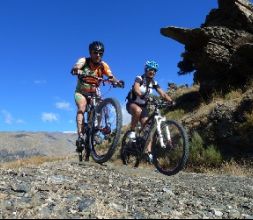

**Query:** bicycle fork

left=155, top=115, right=171, bottom=148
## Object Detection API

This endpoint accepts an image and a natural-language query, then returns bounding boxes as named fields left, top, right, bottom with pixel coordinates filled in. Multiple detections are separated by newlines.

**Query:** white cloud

left=42, top=112, right=58, bottom=122
left=1, top=110, right=26, bottom=125
left=16, top=119, right=26, bottom=124
left=1, top=110, right=13, bottom=124
left=55, top=101, right=72, bottom=111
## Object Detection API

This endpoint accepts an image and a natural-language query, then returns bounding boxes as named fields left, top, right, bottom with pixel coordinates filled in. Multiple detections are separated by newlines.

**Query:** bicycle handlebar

left=146, top=97, right=176, bottom=109
left=75, top=72, right=124, bottom=88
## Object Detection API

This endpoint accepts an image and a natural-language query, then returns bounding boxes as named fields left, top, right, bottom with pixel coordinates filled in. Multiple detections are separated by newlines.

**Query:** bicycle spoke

left=152, top=120, right=189, bottom=176
left=91, top=98, right=122, bottom=163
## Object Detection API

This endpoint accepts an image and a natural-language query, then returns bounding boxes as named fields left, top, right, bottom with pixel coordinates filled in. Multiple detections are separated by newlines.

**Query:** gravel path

left=0, top=158, right=252, bottom=219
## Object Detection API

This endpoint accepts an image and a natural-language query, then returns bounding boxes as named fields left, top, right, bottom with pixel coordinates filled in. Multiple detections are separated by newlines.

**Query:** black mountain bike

left=121, top=97, right=189, bottom=176
left=76, top=76, right=124, bottom=164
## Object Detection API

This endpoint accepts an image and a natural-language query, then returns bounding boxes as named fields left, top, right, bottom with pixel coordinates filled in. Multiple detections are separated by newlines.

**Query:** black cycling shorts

left=126, top=102, right=149, bottom=119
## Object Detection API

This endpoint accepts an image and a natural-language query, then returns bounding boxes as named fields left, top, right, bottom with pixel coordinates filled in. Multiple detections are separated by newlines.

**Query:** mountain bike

left=120, top=97, right=189, bottom=176
left=75, top=75, right=124, bottom=164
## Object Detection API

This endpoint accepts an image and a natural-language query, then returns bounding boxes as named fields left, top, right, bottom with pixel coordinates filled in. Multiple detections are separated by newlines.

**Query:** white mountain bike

left=120, top=97, right=189, bottom=176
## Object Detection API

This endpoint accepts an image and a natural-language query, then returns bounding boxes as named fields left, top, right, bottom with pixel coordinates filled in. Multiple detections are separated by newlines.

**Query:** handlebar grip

left=113, top=80, right=125, bottom=88
left=118, top=80, right=125, bottom=88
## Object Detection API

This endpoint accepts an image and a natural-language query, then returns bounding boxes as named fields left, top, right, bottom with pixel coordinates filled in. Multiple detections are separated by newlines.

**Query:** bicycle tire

left=90, top=98, right=122, bottom=163
left=152, top=120, right=189, bottom=176
left=120, top=131, right=140, bottom=167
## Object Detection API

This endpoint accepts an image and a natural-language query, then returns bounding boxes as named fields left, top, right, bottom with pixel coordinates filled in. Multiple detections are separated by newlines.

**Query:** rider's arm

left=101, top=61, right=119, bottom=82
left=71, top=57, right=86, bottom=75
left=133, top=82, right=143, bottom=97
left=157, top=87, right=173, bottom=102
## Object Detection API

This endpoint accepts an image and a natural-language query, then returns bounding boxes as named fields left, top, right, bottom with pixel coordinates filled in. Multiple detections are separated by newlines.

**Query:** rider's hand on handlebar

left=117, top=80, right=125, bottom=88
left=111, top=78, right=125, bottom=88
left=71, top=68, right=83, bottom=75
left=168, top=100, right=176, bottom=107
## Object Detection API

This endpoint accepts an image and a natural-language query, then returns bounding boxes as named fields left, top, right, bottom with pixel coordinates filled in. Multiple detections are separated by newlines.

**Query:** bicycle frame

left=75, top=74, right=124, bottom=163
left=137, top=101, right=171, bottom=154
left=121, top=98, right=189, bottom=175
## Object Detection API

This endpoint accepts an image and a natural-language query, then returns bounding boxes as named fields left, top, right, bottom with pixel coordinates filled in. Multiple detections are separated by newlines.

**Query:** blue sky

left=0, top=0, right=220, bottom=132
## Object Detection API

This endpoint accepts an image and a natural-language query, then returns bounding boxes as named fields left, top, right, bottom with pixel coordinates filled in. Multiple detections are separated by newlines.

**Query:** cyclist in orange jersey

left=71, top=41, right=120, bottom=145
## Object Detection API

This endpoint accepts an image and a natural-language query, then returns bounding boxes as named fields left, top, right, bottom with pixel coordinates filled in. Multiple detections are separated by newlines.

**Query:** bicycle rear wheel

left=152, top=120, right=189, bottom=176
left=121, top=131, right=141, bottom=168
left=90, top=98, right=122, bottom=163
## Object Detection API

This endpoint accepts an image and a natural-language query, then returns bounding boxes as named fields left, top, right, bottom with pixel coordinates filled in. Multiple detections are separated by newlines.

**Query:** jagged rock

left=161, top=0, right=253, bottom=98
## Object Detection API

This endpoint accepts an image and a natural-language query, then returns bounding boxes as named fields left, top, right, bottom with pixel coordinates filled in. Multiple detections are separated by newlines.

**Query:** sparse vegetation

left=219, top=159, right=253, bottom=176
left=188, top=132, right=223, bottom=168
left=165, top=109, right=185, bottom=121
left=224, top=89, right=243, bottom=101
left=239, top=110, right=253, bottom=132
left=0, top=156, right=67, bottom=169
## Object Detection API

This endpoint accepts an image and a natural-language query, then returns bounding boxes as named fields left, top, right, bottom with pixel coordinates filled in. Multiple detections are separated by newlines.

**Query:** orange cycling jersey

left=74, top=57, right=113, bottom=94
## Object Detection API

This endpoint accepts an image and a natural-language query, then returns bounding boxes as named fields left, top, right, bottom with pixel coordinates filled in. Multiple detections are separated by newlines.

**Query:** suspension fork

left=103, top=106, right=109, bottom=126
left=94, top=105, right=109, bottom=129
left=155, top=115, right=170, bottom=148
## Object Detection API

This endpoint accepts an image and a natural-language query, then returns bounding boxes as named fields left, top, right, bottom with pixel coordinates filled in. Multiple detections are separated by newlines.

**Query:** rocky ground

left=0, top=158, right=252, bottom=219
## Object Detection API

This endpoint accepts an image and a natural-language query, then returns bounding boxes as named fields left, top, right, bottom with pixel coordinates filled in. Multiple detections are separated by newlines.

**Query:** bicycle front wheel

left=90, top=98, right=122, bottom=163
left=152, top=120, right=189, bottom=176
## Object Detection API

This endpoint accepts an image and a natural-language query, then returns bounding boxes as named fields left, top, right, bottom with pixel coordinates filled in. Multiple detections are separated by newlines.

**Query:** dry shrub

left=0, top=156, right=67, bottom=169
left=224, top=89, right=243, bottom=101
left=220, top=160, right=253, bottom=177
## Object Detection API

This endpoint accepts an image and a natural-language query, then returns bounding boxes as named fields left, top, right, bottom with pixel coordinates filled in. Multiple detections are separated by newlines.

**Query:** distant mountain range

left=0, top=132, right=77, bottom=162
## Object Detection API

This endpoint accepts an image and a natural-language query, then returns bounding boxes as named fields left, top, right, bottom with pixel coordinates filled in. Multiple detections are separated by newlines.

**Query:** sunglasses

left=92, top=51, right=104, bottom=56
left=147, top=68, right=157, bottom=73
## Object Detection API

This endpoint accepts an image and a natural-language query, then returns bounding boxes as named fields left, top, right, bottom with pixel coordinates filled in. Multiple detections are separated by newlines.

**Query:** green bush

left=189, top=132, right=223, bottom=168
left=204, top=145, right=223, bottom=167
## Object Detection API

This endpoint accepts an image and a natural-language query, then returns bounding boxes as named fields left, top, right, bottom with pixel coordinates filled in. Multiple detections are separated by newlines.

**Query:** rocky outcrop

left=167, top=84, right=253, bottom=158
left=0, top=159, right=252, bottom=219
left=161, top=0, right=253, bottom=99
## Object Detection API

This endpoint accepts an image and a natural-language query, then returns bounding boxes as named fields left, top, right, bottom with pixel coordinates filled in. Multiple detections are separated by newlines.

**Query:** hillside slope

left=0, top=132, right=76, bottom=162
left=166, top=84, right=253, bottom=159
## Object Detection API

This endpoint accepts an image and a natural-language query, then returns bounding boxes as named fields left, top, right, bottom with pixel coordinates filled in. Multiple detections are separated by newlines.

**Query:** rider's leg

left=140, top=108, right=153, bottom=163
left=140, top=117, right=153, bottom=154
left=128, top=103, right=142, bottom=131
left=75, top=93, right=87, bottom=138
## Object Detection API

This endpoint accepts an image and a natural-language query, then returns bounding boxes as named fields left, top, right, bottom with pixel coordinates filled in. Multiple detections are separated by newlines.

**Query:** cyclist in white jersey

left=126, top=60, right=173, bottom=161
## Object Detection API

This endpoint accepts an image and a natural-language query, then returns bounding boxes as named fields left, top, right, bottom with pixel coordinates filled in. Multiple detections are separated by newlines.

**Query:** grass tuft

left=0, top=156, right=67, bottom=169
